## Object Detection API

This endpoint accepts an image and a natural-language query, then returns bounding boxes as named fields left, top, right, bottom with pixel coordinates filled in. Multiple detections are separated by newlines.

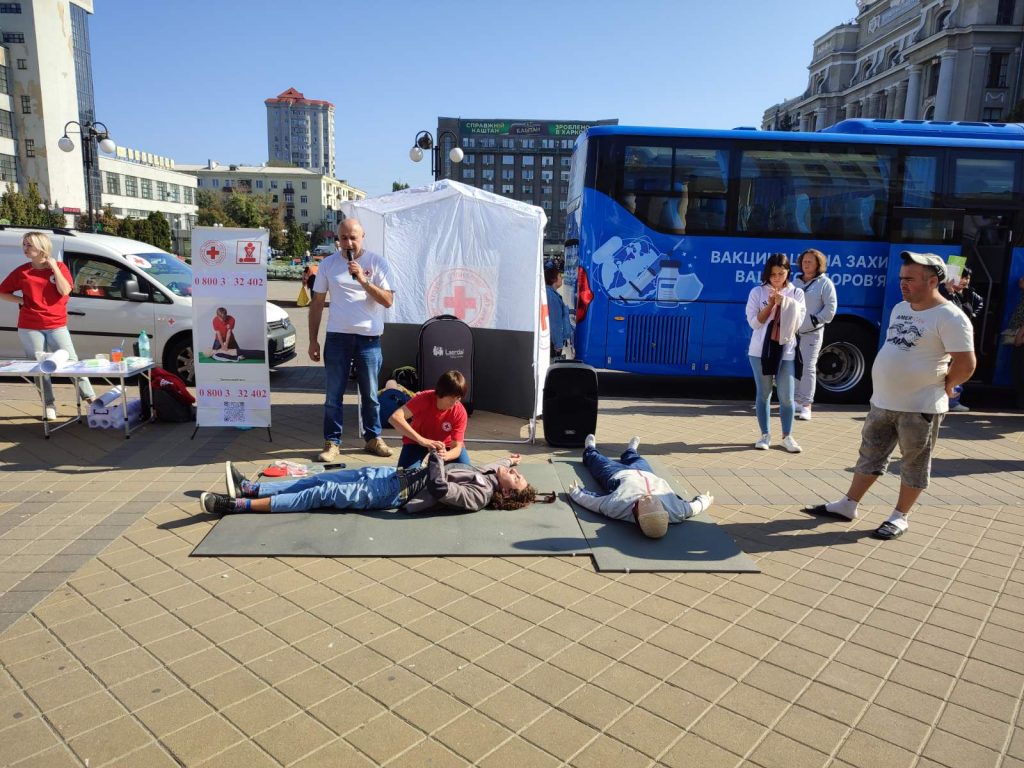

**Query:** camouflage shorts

left=854, top=405, right=943, bottom=489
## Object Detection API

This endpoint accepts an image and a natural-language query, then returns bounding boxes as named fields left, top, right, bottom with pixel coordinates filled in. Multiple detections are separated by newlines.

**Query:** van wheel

left=165, top=337, right=195, bottom=386
left=816, top=320, right=877, bottom=404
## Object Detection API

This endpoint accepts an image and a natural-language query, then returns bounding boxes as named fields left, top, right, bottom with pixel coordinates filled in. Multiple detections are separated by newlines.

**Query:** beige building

left=763, top=0, right=1024, bottom=131
left=0, top=0, right=100, bottom=212
left=176, top=161, right=366, bottom=234
left=98, top=147, right=198, bottom=255
left=266, top=88, right=335, bottom=177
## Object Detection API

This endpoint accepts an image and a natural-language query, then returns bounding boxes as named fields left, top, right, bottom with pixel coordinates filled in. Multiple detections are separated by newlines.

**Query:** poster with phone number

left=191, top=227, right=271, bottom=428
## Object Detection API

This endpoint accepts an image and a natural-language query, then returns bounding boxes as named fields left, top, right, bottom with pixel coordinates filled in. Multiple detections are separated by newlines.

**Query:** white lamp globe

left=58, top=136, right=75, bottom=153
left=449, top=147, right=464, bottom=164
left=98, top=137, right=116, bottom=154
left=409, top=146, right=424, bottom=162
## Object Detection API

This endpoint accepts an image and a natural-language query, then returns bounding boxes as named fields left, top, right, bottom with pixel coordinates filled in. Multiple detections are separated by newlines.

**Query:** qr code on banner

left=223, top=401, right=245, bottom=423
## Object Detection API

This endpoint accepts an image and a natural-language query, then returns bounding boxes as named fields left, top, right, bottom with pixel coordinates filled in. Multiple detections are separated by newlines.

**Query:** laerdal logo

left=433, top=346, right=465, bottom=359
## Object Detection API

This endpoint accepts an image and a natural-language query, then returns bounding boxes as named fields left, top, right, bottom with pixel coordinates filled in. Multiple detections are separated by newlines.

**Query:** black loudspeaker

left=543, top=360, right=598, bottom=447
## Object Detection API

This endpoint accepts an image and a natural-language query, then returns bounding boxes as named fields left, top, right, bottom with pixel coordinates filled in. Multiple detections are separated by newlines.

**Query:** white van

left=0, top=227, right=296, bottom=384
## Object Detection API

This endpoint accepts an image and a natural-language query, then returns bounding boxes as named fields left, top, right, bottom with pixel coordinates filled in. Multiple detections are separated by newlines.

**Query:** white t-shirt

left=871, top=300, right=974, bottom=414
left=313, top=250, right=393, bottom=336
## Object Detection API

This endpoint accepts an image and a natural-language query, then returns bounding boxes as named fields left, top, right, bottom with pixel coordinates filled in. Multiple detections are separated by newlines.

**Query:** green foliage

left=146, top=211, right=173, bottom=251
left=392, top=181, right=410, bottom=191
left=195, top=189, right=285, bottom=249
left=284, top=221, right=309, bottom=259
left=0, top=182, right=67, bottom=227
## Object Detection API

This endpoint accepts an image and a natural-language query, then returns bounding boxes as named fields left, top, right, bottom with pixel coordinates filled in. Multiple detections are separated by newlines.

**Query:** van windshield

left=129, top=252, right=193, bottom=296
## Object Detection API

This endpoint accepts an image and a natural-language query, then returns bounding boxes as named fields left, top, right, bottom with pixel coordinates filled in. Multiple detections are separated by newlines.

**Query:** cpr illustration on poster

left=190, top=227, right=271, bottom=428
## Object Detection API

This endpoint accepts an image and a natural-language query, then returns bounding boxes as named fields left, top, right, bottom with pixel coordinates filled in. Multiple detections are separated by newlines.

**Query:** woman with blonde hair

left=794, top=248, right=838, bottom=420
left=0, top=231, right=94, bottom=419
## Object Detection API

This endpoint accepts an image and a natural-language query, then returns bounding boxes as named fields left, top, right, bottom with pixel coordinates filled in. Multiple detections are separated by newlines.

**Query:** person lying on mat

left=201, top=451, right=555, bottom=515
left=389, top=370, right=471, bottom=469
left=567, top=435, right=713, bottom=539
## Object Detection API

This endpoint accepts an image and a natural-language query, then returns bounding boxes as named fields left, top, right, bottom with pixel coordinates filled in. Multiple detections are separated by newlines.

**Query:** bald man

left=309, top=219, right=395, bottom=462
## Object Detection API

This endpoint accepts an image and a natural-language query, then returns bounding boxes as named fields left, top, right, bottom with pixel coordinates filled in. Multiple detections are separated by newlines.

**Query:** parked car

left=0, top=227, right=296, bottom=385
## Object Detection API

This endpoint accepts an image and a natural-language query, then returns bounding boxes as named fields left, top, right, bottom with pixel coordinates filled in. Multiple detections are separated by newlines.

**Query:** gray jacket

left=795, top=274, right=838, bottom=334
left=401, top=453, right=513, bottom=514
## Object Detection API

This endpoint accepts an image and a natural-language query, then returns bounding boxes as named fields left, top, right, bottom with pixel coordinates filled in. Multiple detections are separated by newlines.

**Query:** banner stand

left=190, top=424, right=273, bottom=442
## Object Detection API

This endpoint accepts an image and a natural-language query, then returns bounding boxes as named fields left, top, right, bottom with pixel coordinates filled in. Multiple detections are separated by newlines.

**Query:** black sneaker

left=200, top=492, right=236, bottom=516
left=225, top=461, right=247, bottom=499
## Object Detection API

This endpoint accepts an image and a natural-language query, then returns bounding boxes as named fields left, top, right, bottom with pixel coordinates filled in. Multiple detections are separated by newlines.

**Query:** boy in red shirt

left=389, top=370, right=470, bottom=469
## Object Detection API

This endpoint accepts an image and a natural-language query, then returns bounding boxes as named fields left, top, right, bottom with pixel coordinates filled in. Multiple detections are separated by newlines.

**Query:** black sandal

left=873, top=521, right=906, bottom=540
left=801, top=503, right=854, bottom=521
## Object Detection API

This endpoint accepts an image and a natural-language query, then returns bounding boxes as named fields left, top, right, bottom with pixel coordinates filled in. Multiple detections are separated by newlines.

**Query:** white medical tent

left=340, top=180, right=549, bottom=421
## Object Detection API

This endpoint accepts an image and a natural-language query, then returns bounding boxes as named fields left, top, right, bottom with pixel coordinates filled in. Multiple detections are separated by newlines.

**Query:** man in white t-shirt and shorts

left=309, top=219, right=395, bottom=462
left=803, top=252, right=975, bottom=540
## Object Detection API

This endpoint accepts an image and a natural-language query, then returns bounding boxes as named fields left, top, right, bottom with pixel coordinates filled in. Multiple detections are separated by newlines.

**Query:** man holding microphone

left=308, top=219, right=395, bottom=462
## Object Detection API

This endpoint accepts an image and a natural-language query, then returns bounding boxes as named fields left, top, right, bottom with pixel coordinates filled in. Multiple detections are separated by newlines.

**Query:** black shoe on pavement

left=200, top=492, right=236, bottom=516
left=225, top=461, right=247, bottom=499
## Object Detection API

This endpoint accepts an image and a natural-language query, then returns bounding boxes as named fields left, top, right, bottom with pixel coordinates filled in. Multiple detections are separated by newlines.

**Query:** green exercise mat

left=551, top=458, right=759, bottom=573
left=191, top=463, right=589, bottom=558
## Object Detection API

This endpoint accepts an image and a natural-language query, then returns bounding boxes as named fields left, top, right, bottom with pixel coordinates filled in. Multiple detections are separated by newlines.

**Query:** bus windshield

left=127, top=252, right=193, bottom=297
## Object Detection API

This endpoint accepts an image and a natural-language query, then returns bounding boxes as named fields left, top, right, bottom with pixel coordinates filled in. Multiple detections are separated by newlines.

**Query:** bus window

left=737, top=149, right=891, bottom=239
left=901, top=154, right=939, bottom=207
left=620, top=144, right=728, bottom=234
left=952, top=156, right=1017, bottom=202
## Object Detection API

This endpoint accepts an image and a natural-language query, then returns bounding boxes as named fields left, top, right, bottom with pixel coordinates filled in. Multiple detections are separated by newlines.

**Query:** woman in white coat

left=745, top=253, right=806, bottom=452
left=794, top=248, right=838, bottom=420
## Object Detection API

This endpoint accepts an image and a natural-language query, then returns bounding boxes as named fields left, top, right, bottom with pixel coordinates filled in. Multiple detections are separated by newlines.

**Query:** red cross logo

left=443, top=286, right=477, bottom=318
left=199, top=240, right=228, bottom=267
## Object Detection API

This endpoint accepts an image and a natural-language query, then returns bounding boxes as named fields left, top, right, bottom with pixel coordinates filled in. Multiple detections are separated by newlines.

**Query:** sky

left=90, top=0, right=859, bottom=197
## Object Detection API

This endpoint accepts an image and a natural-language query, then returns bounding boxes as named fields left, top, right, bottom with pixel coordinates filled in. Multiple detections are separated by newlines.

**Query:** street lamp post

left=409, top=130, right=464, bottom=180
left=57, top=120, right=116, bottom=233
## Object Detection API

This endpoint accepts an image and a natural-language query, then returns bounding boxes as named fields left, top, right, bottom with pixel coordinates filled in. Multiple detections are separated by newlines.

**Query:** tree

left=392, top=181, right=410, bottom=192
left=0, top=182, right=66, bottom=227
left=195, top=190, right=232, bottom=227
left=778, top=113, right=795, bottom=132
left=284, top=221, right=309, bottom=260
left=146, top=211, right=173, bottom=251
left=1007, top=100, right=1024, bottom=122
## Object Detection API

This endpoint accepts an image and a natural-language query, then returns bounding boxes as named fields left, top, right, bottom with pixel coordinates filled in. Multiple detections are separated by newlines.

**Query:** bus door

left=960, top=210, right=1016, bottom=383
left=882, top=207, right=965, bottom=339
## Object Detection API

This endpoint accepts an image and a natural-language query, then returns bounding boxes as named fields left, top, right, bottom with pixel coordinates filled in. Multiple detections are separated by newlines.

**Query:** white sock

left=627, top=436, right=640, bottom=452
left=691, top=493, right=713, bottom=515
left=825, top=497, right=859, bottom=520
left=885, top=511, right=909, bottom=531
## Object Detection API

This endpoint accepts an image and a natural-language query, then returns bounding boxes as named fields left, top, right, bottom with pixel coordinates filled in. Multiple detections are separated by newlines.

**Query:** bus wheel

left=816, top=321, right=876, bottom=404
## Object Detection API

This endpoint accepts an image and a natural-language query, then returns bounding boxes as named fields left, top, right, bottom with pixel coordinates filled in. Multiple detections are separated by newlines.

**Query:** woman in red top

left=389, top=370, right=471, bottom=469
left=211, top=307, right=241, bottom=360
left=0, top=231, right=95, bottom=419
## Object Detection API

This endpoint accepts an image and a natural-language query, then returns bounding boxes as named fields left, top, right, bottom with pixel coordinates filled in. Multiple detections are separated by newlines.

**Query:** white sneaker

left=950, top=403, right=970, bottom=412
left=783, top=435, right=802, bottom=453
left=754, top=434, right=770, bottom=450
left=584, top=434, right=596, bottom=450
left=796, top=406, right=812, bottom=421
left=627, top=436, right=640, bottom=452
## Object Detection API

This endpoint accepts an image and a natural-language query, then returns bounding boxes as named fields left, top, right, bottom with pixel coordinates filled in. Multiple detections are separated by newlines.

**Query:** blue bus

left=564, top=119, right=1024, bottom=402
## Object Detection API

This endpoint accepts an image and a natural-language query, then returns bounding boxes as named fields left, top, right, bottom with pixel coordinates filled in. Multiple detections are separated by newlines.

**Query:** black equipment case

left=417, top=314, right=475, bottom=413
left=543, top=360, right=598, bottom=447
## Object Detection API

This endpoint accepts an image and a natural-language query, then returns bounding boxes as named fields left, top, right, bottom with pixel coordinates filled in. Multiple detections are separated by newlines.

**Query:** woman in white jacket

left=745, top=253, right=806, bottom=453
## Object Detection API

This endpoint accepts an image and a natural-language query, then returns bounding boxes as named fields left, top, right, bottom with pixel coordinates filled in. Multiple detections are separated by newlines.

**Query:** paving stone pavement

left=0, top=284, right=1022, bottom=766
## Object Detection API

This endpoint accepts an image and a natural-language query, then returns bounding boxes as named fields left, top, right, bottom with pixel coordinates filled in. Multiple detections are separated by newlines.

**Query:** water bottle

left=137, top=330, right=150, bottom=360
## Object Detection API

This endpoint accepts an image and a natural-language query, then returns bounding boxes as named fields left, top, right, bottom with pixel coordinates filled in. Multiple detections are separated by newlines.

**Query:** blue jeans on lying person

left=583, top=446, right=654, bottom=492
left=258, top=466, right=402, bottom=512
left=397, top=443, right=471, bottom=470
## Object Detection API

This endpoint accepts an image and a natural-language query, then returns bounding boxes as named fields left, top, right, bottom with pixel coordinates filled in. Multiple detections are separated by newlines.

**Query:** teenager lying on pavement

left=200, top=451, right=554, bottom=515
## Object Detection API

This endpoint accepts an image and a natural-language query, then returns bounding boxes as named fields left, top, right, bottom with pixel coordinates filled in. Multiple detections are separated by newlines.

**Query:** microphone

left=346, top=249, right=356, bottom=280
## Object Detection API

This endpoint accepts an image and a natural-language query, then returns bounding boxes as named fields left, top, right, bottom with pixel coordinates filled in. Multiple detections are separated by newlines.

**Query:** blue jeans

left=583, top=446, right=654, bottom=492
left=323, top=332, right=382, bottom=444
left=397, top=443, right=471, bottom=470
left=749, top=355, right=795, bottom=437
left=260, top=466, right=402, bottom=512
left=19, top=326, right=95, bottom=404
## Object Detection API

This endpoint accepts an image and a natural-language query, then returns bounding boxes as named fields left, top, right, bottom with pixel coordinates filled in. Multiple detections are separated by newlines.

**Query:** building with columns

left=763, top=0, right=1024, bottom=131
